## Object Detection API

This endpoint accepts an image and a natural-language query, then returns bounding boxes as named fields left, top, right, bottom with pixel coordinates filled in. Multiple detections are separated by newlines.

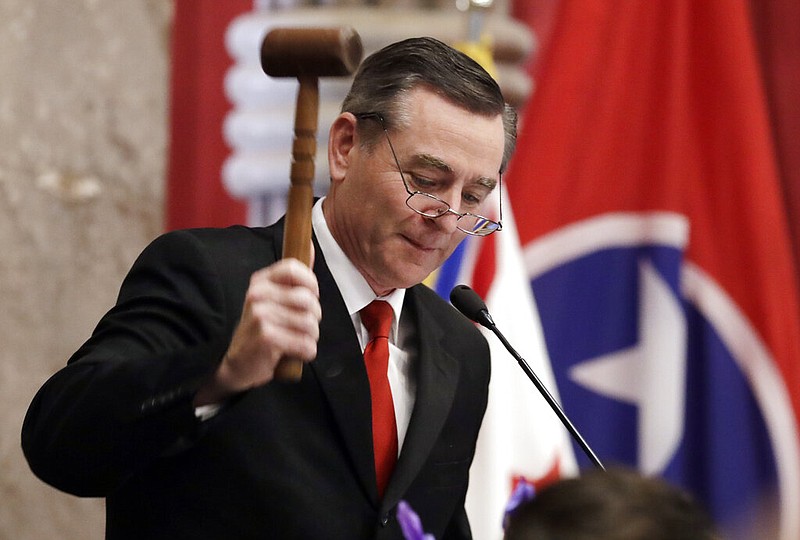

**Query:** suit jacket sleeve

left=21, top=227, right=265, bottom=496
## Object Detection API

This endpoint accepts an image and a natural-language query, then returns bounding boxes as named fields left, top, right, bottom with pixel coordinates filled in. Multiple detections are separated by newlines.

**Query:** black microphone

left=450, top=284, right=605, bottom=470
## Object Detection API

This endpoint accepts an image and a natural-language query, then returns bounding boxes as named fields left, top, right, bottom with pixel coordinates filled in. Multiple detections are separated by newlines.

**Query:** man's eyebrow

left=409, top=153, right=452, bottom=173
left=476, top=176, right=498, bottom=190
left=408, top=153, right=498, bottom=189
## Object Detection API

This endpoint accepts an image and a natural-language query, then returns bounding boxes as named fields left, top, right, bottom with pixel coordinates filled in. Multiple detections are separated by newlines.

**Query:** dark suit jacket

left=22, top=221, right=491, bottom=539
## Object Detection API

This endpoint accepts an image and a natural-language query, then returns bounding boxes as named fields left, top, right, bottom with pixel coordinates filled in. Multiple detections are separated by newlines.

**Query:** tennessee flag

left=508, top=1, right=800, bottom=539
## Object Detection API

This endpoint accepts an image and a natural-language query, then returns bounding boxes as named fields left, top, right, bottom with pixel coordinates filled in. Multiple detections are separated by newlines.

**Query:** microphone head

left=450, top=284, right=494, bottom=328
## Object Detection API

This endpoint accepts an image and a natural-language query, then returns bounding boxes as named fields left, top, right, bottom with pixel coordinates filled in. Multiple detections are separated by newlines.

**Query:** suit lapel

left=307, top=239, right=378, bottom=504
left=383, top=286, right=460, bottom=509
left=290, top=225, right=460, bottom=508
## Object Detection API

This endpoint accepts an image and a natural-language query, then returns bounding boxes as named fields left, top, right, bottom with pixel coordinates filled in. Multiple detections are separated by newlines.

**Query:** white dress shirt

left=312, top=197, right=417, bottom=454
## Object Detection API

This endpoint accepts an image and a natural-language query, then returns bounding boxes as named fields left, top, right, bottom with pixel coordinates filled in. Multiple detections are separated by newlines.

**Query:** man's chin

left=399, top=264, right=440, bottom=289
left=375, top=263, right=435, bottom=292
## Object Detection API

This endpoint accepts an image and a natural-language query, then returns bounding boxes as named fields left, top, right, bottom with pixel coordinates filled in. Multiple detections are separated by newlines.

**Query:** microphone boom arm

left=487, top=323, right=605, bottom=470
left=450, top=284, right=604, bottom=470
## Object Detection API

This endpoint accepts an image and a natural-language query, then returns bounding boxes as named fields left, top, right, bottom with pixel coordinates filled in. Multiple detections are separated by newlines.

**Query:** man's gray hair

left=341, top=36, right=518, bottom=172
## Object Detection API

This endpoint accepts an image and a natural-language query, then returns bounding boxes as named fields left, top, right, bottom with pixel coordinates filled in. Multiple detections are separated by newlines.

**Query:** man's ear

left=328, top=113, right=357, bottom=184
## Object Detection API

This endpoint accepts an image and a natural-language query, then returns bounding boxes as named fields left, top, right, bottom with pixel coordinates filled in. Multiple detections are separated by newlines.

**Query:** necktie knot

left=361, top=300, right=393, bottom=342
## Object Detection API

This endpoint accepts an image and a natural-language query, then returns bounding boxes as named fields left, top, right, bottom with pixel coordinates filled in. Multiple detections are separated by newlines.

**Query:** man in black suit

left=22, top=36, right=517, bottom=539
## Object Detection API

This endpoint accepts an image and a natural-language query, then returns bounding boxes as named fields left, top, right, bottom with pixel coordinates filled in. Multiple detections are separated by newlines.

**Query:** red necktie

left=360, top=300, right=398, bottom=497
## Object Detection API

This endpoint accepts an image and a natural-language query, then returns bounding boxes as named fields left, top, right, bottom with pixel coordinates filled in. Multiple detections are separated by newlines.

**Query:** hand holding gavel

left=194, top=28, right=363, bottom=404
left=261, top=27, right=363, bottom=381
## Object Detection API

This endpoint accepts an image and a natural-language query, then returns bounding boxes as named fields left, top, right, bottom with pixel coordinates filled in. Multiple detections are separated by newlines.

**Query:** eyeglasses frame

left=353, top=112, right=503, bottom=236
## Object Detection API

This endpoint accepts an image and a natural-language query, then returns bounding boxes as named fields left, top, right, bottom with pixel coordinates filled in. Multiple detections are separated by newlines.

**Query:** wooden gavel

left=261, top=27, right=363, bottom=381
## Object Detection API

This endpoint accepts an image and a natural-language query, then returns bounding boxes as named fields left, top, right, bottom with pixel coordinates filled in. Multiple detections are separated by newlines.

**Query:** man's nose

left=440, top=187, right=465, bottom=215
left=425, top=211, right=460, bottom=235
left=428, top=198, right=462, bottom=232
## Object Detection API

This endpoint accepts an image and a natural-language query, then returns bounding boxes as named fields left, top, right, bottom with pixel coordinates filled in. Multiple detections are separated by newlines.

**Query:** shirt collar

left=312, top=198, right=405, bottom=338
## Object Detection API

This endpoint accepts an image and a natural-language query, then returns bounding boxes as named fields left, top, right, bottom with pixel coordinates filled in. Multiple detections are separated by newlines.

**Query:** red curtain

left=166, top=0, right=250, bottom=230
left=749, top=0, right=800, bottom=290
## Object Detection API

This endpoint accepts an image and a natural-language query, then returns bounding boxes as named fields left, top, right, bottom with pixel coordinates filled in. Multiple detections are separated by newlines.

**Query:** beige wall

left=0, top=1, right=172, bottom=537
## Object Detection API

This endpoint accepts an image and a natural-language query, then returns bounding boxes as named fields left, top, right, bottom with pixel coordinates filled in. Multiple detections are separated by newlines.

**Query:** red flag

left=509, top=1, right=800, bottom=538
left=167, top=0, right=250, bottom=230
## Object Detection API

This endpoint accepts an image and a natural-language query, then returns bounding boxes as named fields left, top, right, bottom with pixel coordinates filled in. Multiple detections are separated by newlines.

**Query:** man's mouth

left=402, top=234, right=437, bottom=252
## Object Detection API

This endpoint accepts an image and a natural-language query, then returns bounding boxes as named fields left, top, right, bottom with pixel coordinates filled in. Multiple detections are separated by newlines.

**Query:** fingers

left=216, top=259, right=322, bottom=393
left=247, top=259, right=321, bottom=326
left=251, top=257, right=319, bottom=295
left=246, top=260, right=321, bottom=360
left=247, top=298, right=320, bottom=361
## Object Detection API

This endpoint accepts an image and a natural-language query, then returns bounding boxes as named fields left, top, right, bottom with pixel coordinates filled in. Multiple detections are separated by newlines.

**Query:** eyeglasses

left=354, top=112, right=503, bottom=236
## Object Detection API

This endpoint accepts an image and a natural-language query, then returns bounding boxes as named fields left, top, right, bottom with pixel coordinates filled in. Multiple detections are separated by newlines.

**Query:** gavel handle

left=274, top=75, right=318, bottom=382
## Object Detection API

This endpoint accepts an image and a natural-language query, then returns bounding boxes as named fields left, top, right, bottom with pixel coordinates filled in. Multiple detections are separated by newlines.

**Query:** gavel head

left=261, top=27, right=364, bottom=79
